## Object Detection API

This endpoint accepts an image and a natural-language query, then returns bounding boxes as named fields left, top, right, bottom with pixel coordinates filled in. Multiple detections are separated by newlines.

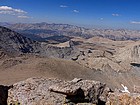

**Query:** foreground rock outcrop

left=49, top=78, right=110, bottom=104
left=7, top=78, right=110, bottom=105
left=0, top=77, right=138, bottom=105
left=8, top=78, right=64, bottom=105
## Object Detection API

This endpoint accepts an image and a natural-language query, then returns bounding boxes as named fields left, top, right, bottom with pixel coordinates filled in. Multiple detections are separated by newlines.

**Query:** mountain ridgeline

left=2, top=22, right=140, bottom=41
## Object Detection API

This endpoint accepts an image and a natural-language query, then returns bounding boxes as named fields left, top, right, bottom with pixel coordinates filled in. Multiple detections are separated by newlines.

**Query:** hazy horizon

left=0, top=0, right=140, bottom=30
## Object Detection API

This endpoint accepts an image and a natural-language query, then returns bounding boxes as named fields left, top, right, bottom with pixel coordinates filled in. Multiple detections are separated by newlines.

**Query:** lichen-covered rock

left=6, top=77, right=140, bottom=105
left=7, top=78, right=110, bottom=105
left=106, top=92, right=140, bottom=105
left=8, top=78, right=65, bottom=105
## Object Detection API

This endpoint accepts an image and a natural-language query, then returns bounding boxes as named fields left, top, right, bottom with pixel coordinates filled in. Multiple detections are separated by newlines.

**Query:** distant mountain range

left=1, top=22, right=140, bottom=41
left=0, top=26, right=77, bottom=58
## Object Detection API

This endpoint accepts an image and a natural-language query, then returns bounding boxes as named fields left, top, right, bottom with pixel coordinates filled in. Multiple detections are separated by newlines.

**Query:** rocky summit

left=7, top=78, right=110, bottom=105
left=0, top=77, right=139, bottom=105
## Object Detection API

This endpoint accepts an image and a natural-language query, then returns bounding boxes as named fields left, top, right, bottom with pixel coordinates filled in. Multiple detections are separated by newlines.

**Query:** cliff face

left=114, top=41, right=140, bottom=65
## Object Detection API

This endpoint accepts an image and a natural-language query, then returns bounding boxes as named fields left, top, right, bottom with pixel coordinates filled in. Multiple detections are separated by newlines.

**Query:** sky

left=0, top=0, right=140, bottom=29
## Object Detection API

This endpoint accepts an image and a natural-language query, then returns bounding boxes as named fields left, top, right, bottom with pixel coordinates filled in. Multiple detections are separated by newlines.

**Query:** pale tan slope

left=79, top=36, right=134, bottom=45
left=85, top=36, right=113, bottom=43
left=71, top=36, right=134, bottom=52
left=114, top=41, right=140, bottom=65
left=69, top=36, right=135, bottom=72
left=0, top=55, right=139, bottom=92
left=52, top=41, right=70, bottom=47
left=0, top=55, right=94, bottom=85
left=0, top=36, right=139, bottom=91
left=64, top=36, right=140, bottom=92
left=71, top=36, right=86, bottom=42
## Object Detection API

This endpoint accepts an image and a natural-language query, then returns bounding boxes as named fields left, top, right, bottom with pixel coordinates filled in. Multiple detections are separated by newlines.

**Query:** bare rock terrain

left=0, top=78, right=136, bottom=105
left=7, top=78, right=110, bottom=105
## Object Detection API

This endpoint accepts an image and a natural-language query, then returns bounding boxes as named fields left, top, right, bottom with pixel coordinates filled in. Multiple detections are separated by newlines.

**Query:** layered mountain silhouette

left=1, top=22, right=140, bottom=41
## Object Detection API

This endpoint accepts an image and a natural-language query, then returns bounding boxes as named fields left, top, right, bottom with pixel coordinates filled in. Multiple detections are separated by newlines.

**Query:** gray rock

left=8, top=78, right=65, bottom=105
left=7, top=78, right=111, bottom=105
left=49, top=78, right=110, bottom=104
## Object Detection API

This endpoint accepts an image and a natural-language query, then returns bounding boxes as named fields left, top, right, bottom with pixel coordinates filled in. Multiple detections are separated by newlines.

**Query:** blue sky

left=0, top=0, right=140, bottom=29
